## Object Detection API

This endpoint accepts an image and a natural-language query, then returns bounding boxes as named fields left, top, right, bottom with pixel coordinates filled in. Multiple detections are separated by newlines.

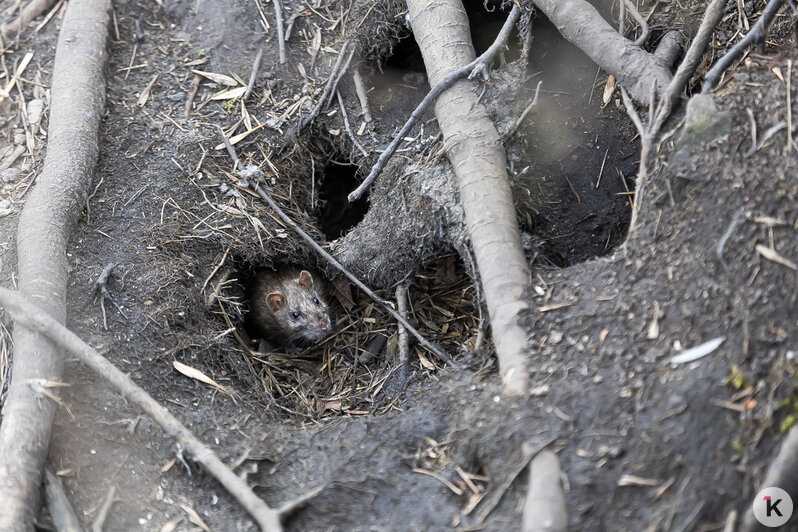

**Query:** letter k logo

left=765, top=496, right=783, bottom=517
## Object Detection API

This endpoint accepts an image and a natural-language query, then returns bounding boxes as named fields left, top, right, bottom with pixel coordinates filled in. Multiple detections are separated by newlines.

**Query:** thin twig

left=276, top=484, right=326, bottom=517
left=654, top=0, right=725, bottom=135
left=244, top=44, right=265, bottom=101
left=280, top=39, right=352, bottom=151
left=703, top=0, right=786, bottom=93
left=93, top=262, right=127, bottom=330
left=623, top=0, right=650, bottom=47
left=347, top=5, right=521, bottom=202
left=352, top=69, right=373, bottom=122
left=716, top=212, right=744, bottom=274
left=0, top=288, right=285, bottom=531
left=396, top=281, right=410, bottom=368
left=336, top=89, right=368, bottom=157
left=506, top=80, right=541, bottom=137
left=620, top=87, right=651, bottom=234
left=273, top=0, right=286, bottom=64
left=787, top=59, right=793, bottom=152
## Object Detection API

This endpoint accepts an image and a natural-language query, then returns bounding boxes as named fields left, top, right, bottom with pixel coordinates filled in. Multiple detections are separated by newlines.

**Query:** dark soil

left=1, top=0, right=796, bottom=531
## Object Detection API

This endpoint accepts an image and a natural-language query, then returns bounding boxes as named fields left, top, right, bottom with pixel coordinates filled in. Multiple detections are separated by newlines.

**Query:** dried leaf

left=180, top=504, right=210, bottom=532
left=159, top=517, right=183, bottom=532
left=172, top=360, right=231, bottom=393
left=752, top=215, right=787, bottom=227
left=210, top=86, right=247, bottom=101
left=756, top=244, right=797, bottom=270
left=191, top=69, right=238, bottom=86
left=137, top=74, right=158, bottom=107
left=417, top=350, right=435, bottom=370
left=331, top=278, right=355, bottom=310
left=538, top=300, right=577, bottom=312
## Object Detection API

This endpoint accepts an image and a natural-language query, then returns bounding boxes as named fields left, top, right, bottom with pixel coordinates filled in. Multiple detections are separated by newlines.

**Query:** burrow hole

left=317, top=156, right=369, bottom=241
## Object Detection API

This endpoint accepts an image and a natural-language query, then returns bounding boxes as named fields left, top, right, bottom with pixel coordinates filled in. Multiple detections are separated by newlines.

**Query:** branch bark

left=1, top=0, right=58, bottom=39
left=406, top=0, right=530, bottom=395
left=0, top=0, right=110, bottom=527
left=0, top=287, right=284, bottom=531
left=532, top=0, right=673, bottom=104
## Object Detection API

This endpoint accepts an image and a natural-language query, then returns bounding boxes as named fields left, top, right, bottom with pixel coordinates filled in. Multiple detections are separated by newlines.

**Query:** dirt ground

left=1, top=0, right=798, bottom=530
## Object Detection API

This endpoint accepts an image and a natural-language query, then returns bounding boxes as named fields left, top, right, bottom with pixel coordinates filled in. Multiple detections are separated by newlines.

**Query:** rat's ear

left=266, top=292, right=284, bottom=311
left=298, top=270, right=313, bottom=288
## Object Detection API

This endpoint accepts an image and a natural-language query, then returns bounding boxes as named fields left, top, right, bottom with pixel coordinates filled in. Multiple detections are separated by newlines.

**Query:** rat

left=248, top=267, right=331, bottom=350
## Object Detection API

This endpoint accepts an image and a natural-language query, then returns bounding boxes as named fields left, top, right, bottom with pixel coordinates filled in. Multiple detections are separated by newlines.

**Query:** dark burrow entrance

left=509, top=10, right=639, bottom=266
left=317, top=157, right=369, bottom=240
left=364, top=2, right=639, bottom=270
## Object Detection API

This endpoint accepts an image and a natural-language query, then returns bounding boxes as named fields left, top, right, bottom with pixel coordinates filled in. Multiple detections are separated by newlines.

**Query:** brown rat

left=248, top=267, right=331, bottom=348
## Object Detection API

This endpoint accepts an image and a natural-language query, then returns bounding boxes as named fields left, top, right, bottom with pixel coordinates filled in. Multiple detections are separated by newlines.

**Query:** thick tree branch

left=0, top=0, right=110, bottom=526
left=532, top=0, right=672, bottom=104
left=406, top=0, right=531, bottom=395
left=0, top=287, right=284, bottom=531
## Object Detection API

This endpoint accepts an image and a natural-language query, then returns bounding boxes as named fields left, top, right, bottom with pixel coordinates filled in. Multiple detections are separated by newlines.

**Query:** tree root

left=740, top=423, right=798, bottom=531
left=406, top=0, right=530, bottom=395
left=521, top=450, right=567, bottom=532
left=703, top=0, right=787, bottom=93
left=0, top=0, right=111, bottom=527
left=621, top=0, right=725, bottom=234
left=44, top=468, right=81, bottom=532
left=531, top=0, right=673, bottom=104
left=1, top=0, right=57, bottom=39
left=0, top=287, right=293, bottom=531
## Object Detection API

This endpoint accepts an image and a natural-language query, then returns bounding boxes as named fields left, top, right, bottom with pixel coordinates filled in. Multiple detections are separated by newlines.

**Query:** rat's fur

left=248, top=267, right=331, bottom=347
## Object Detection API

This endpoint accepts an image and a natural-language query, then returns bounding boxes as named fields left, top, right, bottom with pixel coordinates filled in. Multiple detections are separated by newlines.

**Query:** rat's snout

left=320, top=322, right=330, bottom=333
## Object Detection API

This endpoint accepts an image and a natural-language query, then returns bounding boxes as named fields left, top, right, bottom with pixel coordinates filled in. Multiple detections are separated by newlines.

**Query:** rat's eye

left=313, top=297, right=320, bottom=305
left=291, top=311, right=301, bottom=319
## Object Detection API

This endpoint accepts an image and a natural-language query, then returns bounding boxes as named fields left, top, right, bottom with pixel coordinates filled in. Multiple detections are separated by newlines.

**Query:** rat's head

left=265, top=270, right=331, bottom=342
